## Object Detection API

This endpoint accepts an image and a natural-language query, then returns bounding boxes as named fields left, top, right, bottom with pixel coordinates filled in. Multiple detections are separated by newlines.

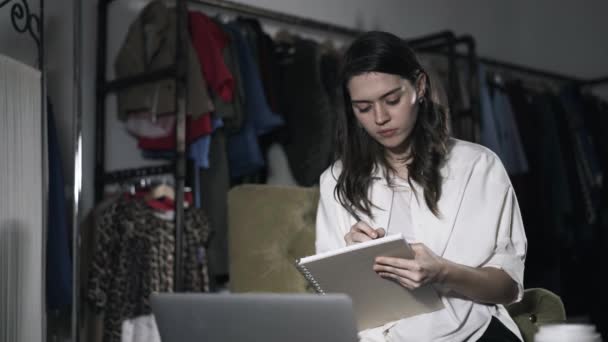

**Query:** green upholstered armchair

left=227, top=185, right=566, bottom=341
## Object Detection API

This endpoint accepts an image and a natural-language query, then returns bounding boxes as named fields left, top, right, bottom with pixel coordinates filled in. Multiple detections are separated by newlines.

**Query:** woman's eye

left=386, top=97, right=401, bottom=105
left=356, top=106, right=372, bottom=113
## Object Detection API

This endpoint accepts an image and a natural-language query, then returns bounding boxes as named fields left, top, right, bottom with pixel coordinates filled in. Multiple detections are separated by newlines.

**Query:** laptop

left=150, top=292, right=359, bottom=342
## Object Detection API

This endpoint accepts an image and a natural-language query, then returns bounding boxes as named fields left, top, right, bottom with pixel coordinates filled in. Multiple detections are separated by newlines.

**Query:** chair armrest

left=506, top=288, right=566, bottom=342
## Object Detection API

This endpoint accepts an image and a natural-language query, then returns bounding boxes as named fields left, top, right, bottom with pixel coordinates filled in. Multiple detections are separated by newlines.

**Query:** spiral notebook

left=295, top=233, right=444, bottom=330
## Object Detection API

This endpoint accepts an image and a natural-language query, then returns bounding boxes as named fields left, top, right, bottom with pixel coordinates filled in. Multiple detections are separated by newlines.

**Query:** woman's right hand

left=344, top=221, right=386, bottom=246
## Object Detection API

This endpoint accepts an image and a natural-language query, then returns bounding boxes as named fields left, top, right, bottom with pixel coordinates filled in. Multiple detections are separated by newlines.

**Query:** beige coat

left=114, top=1, right=214, bottom=121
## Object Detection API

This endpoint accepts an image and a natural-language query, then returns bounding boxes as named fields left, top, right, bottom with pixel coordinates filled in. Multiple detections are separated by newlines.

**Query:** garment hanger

left=145, top=182, right=193, bottom=209
left=146, top=183, right=175, bottom=201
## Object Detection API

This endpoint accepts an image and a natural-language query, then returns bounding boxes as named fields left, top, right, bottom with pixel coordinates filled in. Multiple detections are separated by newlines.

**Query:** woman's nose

left=374, top=103, right=390, bottom=125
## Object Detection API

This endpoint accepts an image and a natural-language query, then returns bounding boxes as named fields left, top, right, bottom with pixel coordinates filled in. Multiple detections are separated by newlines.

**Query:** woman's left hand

left=373, top=243, right=448, bottom=289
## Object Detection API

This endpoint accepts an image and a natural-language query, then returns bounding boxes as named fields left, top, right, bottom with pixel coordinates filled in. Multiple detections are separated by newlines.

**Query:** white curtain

left=0, top=54, right=44, bottom=342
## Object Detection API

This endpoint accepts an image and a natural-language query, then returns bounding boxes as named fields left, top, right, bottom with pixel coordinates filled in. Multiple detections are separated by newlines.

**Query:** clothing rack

left=95, top=0, right=189, bottom=298
left=103, top=165, right=175, bottom=184
left=414, top=32, right=478, bottom=111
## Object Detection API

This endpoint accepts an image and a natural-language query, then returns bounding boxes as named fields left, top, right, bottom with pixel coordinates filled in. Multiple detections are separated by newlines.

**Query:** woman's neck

left=385, top=150, right=412, bottom=180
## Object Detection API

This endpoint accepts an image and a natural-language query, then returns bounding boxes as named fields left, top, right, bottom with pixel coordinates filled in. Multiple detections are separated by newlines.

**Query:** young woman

left=316, top=31, right=527, bottom=341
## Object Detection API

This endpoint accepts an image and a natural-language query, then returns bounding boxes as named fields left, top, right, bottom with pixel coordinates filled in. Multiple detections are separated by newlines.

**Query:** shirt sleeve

left=315, top=168, right=349, bottom=254
left=482, top=185, right=528, bottom=303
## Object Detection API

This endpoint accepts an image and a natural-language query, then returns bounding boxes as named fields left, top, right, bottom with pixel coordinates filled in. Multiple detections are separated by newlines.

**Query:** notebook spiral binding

left=295, top=262, right=325, bottom=295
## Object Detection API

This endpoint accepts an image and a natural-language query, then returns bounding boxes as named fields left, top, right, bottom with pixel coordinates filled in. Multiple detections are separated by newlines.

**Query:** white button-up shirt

left=385, top=178, right=415, bottom=242
left=316, top=139, right=527, bottom=342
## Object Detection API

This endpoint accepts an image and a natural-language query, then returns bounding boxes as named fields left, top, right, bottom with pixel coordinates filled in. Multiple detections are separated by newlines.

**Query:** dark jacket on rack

left=87, top=197, right=211, bottom=342
left=114, top=0, right=214, bottom=121
left=276, top=37, right=336, bottom=186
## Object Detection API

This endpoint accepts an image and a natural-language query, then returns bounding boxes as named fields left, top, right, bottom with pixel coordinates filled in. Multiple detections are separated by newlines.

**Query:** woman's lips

left=377, top=129, right=397, bottom=138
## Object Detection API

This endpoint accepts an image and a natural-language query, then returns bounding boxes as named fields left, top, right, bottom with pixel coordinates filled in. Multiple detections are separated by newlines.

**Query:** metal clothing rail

left=188, top=0, right=362, bottom=37
left=581, top=76, right=608, bottom=87
left=418, top=34, right=606, bottom=87
left=103, top=165, right=175, bottom=184
left=479, top=56, right=583, bottom=83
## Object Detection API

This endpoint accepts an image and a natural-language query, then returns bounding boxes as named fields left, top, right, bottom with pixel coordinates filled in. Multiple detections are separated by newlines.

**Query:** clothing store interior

left=1, top=0, right=608, bottom=341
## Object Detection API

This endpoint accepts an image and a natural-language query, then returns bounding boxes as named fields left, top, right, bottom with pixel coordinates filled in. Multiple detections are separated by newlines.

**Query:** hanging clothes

left=114, top=0, right=214, bottom=120
left=276, top=36, right=336, bottom=186
left=190, top=117, right=225, bottom=207
left=210, top=18, right=246, bottom=135
left=265, top=143, right=298, bottom=186
left=198, top=126, right=231, bottom=282
left=478, top=66, right=528, bottom=175
left=188, top=11, right=234, bottom=102
left=222, top=21, right=284, bottom=179
left=236, top=17, right=281, bottom=113
left=559, top=85, right=602, bottom=224
left=490, top=86, right=529, bottom=174
left=121, top=315, right=161, bottom=342
left=87, top=197, right=211, bottom=342
left=137, top=113, right=213, bottom=150
left=504, top=82, right=562, bottom=291
left=125, top=111, right=176, bottom=139
left=479, top=65, right=503, bottom=158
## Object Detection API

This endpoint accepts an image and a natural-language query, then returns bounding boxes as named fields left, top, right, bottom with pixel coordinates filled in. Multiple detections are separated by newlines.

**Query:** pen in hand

left=344, top=221, right=386, bottom=246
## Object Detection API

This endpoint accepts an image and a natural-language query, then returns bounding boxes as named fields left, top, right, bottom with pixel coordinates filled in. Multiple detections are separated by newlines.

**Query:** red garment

left=146, top=191, right=194, bottom=212
left=125, top=189, right=194, bottom=211
left=189, top=11, right=234, bottom=102
left=137, top=113, right=212, bottom=150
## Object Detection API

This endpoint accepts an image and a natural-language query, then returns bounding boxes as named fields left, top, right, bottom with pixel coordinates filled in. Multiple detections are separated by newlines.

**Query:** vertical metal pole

left=94, top=0, right=108, bottom=202
left=174, top=0, right=187, bottom=293
left=71, top=0, right=83, bottom=340
left=39, top=0, right=48, bottom=340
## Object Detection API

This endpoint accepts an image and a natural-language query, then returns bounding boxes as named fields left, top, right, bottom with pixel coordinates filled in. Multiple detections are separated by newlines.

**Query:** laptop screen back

left=151, top=292, right=359, bottom=342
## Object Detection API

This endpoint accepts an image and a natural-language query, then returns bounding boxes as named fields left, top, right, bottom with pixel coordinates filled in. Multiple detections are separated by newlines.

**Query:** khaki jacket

left=114, top=1, right=214, bottom=121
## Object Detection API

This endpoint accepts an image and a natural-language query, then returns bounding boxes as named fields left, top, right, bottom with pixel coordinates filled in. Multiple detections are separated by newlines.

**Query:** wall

left=78, top=0, right=608, bottom=214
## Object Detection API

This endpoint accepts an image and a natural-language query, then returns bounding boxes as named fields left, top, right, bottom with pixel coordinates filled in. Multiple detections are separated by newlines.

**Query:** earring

left=418, top=97, right=424, bottom=104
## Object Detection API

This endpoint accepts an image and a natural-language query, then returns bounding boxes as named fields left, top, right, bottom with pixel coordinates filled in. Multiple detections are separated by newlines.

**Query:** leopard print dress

left=87, top=196, right=211, bottom=342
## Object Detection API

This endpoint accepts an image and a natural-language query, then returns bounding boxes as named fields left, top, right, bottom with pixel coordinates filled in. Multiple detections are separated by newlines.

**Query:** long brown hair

left=334, top=31, right=450, bottom=219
